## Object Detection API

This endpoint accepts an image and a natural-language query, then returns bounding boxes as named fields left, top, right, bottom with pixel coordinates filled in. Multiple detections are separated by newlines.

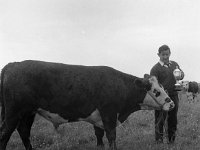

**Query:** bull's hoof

left=97, top=143, right=104, bottom=149
left=97, top=143, right=104, bottom=147
left=109, top=143, right=117, bottom=150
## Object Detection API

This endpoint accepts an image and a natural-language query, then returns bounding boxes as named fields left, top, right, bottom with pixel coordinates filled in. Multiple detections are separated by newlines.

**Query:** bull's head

left=135, top=74, right=174, bottom=111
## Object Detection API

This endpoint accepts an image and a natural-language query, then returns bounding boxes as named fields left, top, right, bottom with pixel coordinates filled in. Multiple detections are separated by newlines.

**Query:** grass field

left=1, top=93, right=200, bottom=150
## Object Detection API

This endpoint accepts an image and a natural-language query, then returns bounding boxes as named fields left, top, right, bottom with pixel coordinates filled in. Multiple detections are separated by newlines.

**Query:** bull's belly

left=37, top=108, right=119, bottom=129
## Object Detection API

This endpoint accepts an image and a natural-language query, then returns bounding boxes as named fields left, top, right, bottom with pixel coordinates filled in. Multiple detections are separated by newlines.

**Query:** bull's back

left=2, top=60, right=130, bottom=87
left=1, top=60, right=134, bottom=111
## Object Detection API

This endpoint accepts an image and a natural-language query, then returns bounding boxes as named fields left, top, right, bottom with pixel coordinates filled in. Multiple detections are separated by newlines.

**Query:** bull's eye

left=153, top=89, right=161, bottom=97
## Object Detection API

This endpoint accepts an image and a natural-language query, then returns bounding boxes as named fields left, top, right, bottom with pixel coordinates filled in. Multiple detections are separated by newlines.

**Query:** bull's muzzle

left=169, top=101, right=175, bottom=111
left=165, top=97, right=175, bottom=111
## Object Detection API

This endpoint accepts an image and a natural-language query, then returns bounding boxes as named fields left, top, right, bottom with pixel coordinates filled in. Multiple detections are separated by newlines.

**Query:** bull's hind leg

left=17, top=114, right=36, bottom=150
left=94, top=125, right=104, bottom=147
left=0, top=116, right=19, bottom=150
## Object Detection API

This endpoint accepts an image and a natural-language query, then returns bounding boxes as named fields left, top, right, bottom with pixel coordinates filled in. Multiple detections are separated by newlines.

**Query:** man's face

left=158, top=49, right=171, bottom=64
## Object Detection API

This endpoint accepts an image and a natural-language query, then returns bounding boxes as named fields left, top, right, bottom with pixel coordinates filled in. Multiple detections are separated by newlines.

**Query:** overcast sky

left=1, top=0, right=200, bottom=81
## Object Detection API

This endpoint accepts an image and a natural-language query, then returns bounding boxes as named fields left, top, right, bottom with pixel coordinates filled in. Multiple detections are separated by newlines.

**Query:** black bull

left=0, top=60, right=171, bottom=150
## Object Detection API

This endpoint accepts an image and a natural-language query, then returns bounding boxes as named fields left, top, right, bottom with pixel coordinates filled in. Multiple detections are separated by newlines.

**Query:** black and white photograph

left=0, top=0, right=200, bottom=150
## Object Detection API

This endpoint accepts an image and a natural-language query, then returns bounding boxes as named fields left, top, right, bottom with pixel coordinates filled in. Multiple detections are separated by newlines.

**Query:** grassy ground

left=1, top=93, right=200, bottom=150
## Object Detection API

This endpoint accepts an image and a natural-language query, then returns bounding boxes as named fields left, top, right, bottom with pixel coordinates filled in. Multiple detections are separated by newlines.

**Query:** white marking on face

left=141, top=93, right=160, bottom=110
left=141, top=76, right=174, bottom=111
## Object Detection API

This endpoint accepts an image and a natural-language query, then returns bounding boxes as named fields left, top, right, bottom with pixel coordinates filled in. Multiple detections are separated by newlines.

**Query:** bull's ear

left=135, top=78, right=151, bottom=91
left=144, top=74, right=150, bottom=79
left=135, top=78, right=144, bottom=89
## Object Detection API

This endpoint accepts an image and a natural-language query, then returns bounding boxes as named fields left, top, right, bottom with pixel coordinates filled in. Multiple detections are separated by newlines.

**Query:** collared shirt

left=159, top=60, right=172, bottom=68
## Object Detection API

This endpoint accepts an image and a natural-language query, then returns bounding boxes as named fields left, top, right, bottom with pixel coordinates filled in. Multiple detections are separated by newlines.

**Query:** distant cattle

left=179, top=81, right=200, bottom=102
left=0, top=60, right=174, bottom=150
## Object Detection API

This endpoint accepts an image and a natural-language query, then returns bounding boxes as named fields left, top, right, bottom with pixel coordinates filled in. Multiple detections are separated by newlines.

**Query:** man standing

left=150, top=45, right=184, bottom=143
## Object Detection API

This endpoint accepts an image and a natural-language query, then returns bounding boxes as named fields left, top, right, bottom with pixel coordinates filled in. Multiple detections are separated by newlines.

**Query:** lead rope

left=148, top=90, right=169, bottom=141
left=118, top=91, right=167, bottom=140
left=117, top=110, right=169, bottom=143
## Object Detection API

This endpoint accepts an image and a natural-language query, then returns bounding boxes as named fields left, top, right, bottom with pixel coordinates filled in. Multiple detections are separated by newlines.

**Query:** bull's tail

left=0, top=65, right=7, bottom=122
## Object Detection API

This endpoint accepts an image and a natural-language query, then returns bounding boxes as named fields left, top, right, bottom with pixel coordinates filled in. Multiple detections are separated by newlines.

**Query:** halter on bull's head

left=135, top=74, right=175, bottom=111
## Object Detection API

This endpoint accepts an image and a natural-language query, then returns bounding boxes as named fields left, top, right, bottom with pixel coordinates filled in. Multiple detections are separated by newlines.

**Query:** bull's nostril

left=170, top=103, right=175, bottom=109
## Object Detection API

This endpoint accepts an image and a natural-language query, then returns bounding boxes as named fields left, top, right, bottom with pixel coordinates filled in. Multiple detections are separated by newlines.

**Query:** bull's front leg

left=100, top=108, right=118, bottom=150
left=93, top=125, right=105, bottom=147
left=105, top=128, right=117, bottom=150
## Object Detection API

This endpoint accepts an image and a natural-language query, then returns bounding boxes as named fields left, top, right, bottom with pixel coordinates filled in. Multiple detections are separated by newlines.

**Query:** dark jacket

left=150, top=61, right=183, bottom=96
